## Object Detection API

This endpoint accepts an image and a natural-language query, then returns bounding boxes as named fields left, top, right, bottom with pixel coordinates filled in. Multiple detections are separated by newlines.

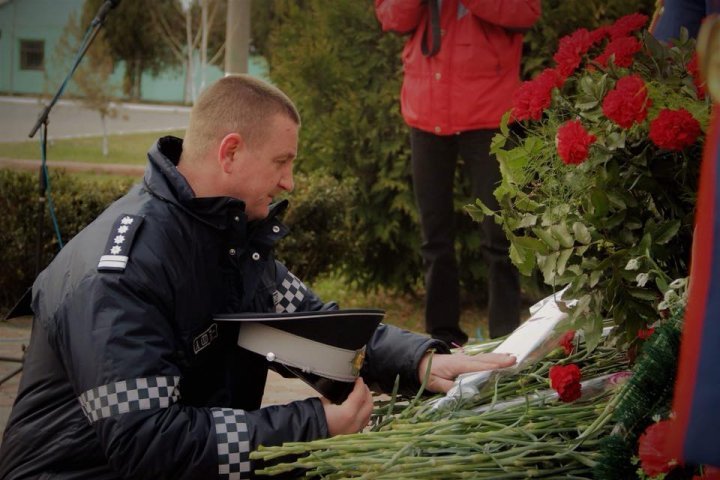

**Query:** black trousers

left=410, top=128, right=520, bottom=342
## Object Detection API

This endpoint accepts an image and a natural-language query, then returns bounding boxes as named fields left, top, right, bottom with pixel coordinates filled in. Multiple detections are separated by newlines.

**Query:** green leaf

left=584, top=312, right=604, bottom=352
left=607, top=192, right=626, bottom=209
left=515, top=193, right=543, bottom=212
left=572, top=222, right=592, bottom=245
left=576, top=99, right=599, bottom=110
left=653, top=219, right=681, bottom=245
left=575, top=244, right=589, bottom=256
left=518, top=213, right=539, bottom=228
left=566, top=265, right=583, bottom=276
left=499, top=111, right=512, bottom=137
left=551, top=223, right=574, bottom=249
left=538, top=251, right=560, bottom=284
left=533, top=227, right=560, bottom=251
left=628, top=288, right=659, bottom=301
left=590, top=188, right=609, bottom=217
left=556, top=248, right=573, bottom=276
left=579, top=75, right=597, bottom=97
left=466, top=199, right=495, bottom=220
left=604, top=210, right=627, bottom=229
left=637, top=232, right=652, bottom=254
left=605, top=131, right=626, bottom=151
left=589, top=269, right=602, bottom=288
left=509, top=243, right=536, bottom=276
left=513, top=235, right=549, bottom=255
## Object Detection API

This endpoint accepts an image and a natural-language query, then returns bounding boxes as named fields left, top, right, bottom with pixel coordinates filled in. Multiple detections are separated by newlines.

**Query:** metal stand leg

left=0, top=350, right=25, bottom=386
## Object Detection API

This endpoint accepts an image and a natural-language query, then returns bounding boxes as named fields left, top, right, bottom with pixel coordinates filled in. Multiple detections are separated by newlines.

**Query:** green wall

left=0, top=0, right=268, bottom=103
left=0, top=0, right=84, bottom=95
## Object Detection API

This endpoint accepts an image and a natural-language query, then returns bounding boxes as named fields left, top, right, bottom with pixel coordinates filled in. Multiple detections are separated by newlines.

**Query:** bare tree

left=51, top=12, right=119, bottom=156
left=150, top=0, right=225, bottom=103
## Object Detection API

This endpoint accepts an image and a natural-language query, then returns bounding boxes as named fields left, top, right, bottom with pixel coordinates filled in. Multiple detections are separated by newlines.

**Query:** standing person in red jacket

left=375, top=0, right=541, bottom=345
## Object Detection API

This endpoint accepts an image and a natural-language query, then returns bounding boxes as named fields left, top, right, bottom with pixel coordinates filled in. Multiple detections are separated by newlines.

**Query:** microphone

left=92, top=0, right=122, bottom=27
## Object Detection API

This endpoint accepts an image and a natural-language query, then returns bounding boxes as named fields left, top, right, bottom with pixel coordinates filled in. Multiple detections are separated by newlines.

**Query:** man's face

left=228, top=114, right=298, bottom=221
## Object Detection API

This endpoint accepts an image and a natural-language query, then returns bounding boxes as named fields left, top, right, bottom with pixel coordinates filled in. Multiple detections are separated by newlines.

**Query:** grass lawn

left=311, top=273, right=492, bottom=341
left=0, top=129, right=185, bottom=165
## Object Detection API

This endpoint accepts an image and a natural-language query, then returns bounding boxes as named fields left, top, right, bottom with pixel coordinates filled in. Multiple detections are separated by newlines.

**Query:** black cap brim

left=215, top=309, right=385, bottom=403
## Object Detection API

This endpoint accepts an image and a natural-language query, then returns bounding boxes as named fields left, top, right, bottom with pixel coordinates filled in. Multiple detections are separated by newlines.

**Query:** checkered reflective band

left=273, top=270, right=307, bottom=313
left=77, top=376, right=181, bottom=423
left=97, top=214, right=144, bottom=272
left=212, top=408, right=251, bottom=479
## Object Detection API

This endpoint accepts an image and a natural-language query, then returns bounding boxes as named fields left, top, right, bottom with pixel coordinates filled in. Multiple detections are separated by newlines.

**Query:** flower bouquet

left=469, top=13, right=712, bottom=347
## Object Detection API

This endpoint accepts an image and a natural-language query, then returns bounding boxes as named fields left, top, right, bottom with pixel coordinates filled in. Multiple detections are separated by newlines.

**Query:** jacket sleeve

left=460, top=0, right=541, bottom=30
left=269, top=262, right=448, bottom=397
left=375, top=0, right=425, bottom=34
left=51, top=261, right=327, bottom=479
left=362, top=324, right=450, bottom=396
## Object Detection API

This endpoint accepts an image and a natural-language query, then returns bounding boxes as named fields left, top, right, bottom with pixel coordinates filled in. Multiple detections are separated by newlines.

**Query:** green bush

left=267, top=0, right=493, bottom=293
left=0, top=170, right=134, bottom=314
left=275, top=170, right=356, bottom=282
left=0, top=168, right=353, bottom=314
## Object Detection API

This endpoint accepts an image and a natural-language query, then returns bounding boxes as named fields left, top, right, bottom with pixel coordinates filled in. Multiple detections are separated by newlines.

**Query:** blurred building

left=0, top=0, right=267, bottom=103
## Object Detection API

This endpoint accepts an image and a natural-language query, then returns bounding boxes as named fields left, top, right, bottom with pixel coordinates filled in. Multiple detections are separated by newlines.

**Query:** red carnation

left=609, top=13, right=649, bottom=39
left=556, top=120, right=596, bottom=165
left=553, top=28, right=595, bottom=78
left=638, top=420, right=681, bottom=476
left=637, top=327, right=655, bottom=340
left=590, top=25, right=610, bottom=44
left=595, top=36, right=642, bottom=68
left=687, top=52, right=707, bottom=99
left=558, top=330, right=576, bottom=355
left=649, top=108, right=702, bottom=151
left=549, top=364, right=582, bottom=402
left=512, top=68, right=564, bottom=121
left=602, top=74, right=651, bottom=128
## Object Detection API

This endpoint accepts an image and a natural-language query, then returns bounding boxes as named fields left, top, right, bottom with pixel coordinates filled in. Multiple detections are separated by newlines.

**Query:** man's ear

left=217, top=133, right=245, bottom=174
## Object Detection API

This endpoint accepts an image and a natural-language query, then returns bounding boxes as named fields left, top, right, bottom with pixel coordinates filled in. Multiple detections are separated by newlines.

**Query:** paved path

left=0, top=96, right=190, bottom=143
left=0, top=317, right=317, bottom=443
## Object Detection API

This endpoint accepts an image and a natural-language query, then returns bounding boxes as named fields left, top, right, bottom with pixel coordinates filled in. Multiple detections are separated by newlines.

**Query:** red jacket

left=375, top=0, right=541, bottom=134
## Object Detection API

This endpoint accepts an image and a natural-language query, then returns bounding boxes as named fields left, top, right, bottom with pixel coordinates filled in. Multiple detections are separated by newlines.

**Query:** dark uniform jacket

left=0, top=136, right=445, bottom=479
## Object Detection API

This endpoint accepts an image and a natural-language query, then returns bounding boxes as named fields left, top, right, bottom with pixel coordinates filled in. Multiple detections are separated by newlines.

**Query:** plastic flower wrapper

left=432, top=288, right=580, bottom=410
left=473, top=370, right=632, bottom=415
left=467, top=14, right=712, bottom=347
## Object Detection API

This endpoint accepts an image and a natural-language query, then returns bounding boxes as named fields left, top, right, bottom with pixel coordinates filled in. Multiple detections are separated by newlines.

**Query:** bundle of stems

left=252, top=340, right=630, bottom=478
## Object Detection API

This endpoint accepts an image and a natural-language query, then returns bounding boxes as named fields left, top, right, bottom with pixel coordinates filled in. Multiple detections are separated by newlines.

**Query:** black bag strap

left=421, top=0, right=441, bottom=57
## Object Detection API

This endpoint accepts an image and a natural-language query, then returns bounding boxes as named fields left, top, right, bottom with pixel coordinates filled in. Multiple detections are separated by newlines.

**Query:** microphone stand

left=27, top=0, right=119, bottom=276
left=2, top=0, right=121, bottom=389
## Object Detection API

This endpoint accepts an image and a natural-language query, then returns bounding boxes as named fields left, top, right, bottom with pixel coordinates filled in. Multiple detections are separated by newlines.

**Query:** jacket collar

left=143, top=136, right=290, bottom=238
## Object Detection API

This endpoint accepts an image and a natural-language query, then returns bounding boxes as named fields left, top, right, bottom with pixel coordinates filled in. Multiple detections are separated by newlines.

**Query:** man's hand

left=321, top=377, right=373, bottom=436
left=418, top=352, right=517, bottom=393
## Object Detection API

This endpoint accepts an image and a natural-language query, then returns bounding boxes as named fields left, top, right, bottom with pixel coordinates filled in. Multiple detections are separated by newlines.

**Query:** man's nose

left=279, top=171, right=294, bottom=192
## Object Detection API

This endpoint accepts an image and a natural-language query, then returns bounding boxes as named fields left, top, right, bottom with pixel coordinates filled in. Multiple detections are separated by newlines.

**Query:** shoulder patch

left=97, top=214, right=144, bottom=272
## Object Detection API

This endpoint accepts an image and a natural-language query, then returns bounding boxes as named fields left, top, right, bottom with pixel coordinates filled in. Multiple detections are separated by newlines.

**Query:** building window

left=20, top=40, right=44, bottom=71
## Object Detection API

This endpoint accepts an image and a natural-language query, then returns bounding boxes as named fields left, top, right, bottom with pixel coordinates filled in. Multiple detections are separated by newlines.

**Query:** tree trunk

left=100, top=112, right=109, bottom=157
left=132, top=59, right=142, bottom=101
left=200, top=0, right=209, bottom=94
left=185, top=7, right=195, bottom=104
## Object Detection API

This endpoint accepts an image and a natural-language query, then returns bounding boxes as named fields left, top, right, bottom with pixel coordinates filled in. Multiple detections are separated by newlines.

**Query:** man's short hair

left=183, top=74, right=300, bottom=160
